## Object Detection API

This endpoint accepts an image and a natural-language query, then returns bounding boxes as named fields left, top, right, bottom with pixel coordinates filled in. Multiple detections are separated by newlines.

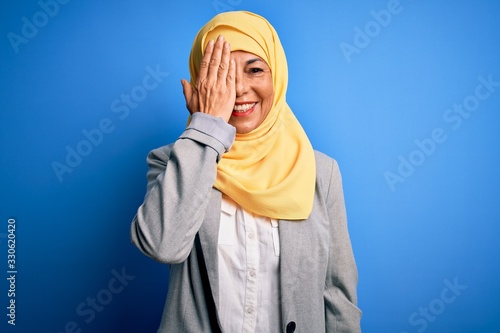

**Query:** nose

left=235, top=69, right=247, bottom=97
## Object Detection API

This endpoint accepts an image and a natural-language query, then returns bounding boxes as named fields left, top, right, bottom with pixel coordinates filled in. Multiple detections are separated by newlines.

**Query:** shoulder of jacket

left=313, top=150, right=342, bottom=195
left=314, top=150, right=338, bottom=174
left=147, top=143, right=175, bottom=161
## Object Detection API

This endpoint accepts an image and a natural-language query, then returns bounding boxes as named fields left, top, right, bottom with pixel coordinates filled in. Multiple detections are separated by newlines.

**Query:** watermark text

left=7, top=0, right=72, bottom=54
left=5, top=218, right=17, bottom=326
left=385, top=73, right=499, bottom=192
left=51, top=64, right=169, bottom=182
left=400, top=277, right=467, bottom=333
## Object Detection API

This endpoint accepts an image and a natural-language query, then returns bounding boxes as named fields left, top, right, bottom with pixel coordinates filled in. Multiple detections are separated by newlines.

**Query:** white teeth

left=233, top=103, right=256, bottom=112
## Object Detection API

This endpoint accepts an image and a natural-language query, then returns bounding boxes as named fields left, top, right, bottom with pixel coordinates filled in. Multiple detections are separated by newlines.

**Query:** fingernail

left=218, top=34, right=224, bottom=41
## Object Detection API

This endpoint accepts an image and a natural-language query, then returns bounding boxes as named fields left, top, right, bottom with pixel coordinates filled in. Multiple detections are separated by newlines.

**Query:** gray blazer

left=131, top=113, right=361, bottom=332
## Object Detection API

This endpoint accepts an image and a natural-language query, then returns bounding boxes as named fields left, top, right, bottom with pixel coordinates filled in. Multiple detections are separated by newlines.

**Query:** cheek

left=259, top=82, right=274, bottom=115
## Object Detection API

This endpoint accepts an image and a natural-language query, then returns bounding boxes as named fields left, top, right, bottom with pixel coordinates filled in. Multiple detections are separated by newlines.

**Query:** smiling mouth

left=233, top=103, right=257, bottom=112
left=232, top=102, right=257, bottom=117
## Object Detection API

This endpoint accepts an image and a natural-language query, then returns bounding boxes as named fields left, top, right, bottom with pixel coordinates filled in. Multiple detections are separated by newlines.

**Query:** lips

left=232, top=102, right=257, bottom=117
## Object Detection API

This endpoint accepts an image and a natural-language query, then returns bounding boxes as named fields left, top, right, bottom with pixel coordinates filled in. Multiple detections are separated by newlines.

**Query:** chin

left=230, top=120, right=256, bottom=134
left=235, top=126, right=253, bottom=134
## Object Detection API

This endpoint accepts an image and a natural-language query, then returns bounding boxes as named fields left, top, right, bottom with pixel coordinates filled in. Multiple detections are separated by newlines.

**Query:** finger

left=206, top=35, right=225, bottom=82
left=217, top=41, right=231, bottom=82
left=181, top=79, right=192, bottom=102
left=181, top=79, right=196, bottom=114
left=226, top=58, right=236, bottom=89
left=197, top=39, right=214, bottom=85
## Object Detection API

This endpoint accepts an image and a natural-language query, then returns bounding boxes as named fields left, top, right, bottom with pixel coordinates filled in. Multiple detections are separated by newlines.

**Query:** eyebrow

left=246, top=58, right=264, bottom=65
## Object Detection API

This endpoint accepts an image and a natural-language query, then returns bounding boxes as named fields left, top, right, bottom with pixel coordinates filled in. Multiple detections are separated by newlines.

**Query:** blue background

left=1, top=0, right=500, bottom=332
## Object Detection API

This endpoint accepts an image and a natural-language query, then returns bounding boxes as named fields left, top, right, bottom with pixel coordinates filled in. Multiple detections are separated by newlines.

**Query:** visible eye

left=249, top=67, right=264, bottom=74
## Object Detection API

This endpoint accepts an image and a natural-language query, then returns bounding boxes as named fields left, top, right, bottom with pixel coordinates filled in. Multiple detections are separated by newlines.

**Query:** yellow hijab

left=188, top=11, right=316, bottom=220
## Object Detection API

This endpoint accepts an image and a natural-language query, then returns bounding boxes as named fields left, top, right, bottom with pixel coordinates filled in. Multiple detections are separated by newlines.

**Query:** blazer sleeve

left=324, top=159, right=362, bottom=332
left=130, top=113, right=235, bottom=264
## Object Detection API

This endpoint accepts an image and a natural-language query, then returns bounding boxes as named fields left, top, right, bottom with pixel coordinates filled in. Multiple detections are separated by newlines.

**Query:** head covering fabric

left=188, top=11, right=316, bottom=220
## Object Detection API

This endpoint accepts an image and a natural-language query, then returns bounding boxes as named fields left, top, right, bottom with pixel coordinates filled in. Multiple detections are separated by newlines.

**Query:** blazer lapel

left=197, top=188, right=223, bottom=323
left=279, top=219, right=306, bottom=322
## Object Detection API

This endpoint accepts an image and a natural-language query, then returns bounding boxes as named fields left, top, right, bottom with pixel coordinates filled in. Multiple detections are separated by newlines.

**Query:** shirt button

left=249, top=270, right=256, bottom=278
left=248, top=232, right=255, bottom=239
left=246, top=307, right=254, bottom=314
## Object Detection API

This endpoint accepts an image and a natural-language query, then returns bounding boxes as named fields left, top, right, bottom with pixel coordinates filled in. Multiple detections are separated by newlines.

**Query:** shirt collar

left=221, top=195, right=237, bottom=216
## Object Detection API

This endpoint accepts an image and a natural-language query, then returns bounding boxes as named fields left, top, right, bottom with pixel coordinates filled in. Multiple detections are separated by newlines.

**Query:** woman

left=131, top=11, right=361, bottom=332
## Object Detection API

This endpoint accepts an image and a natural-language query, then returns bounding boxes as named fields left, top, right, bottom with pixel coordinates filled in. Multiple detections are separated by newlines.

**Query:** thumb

left=181, top=79, right=196, bottom=114
left=181, top=79, right=192, bottom=103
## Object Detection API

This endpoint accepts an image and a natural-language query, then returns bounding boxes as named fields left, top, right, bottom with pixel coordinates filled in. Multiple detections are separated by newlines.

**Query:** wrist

left=184, top=112, right=236, bottom=157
